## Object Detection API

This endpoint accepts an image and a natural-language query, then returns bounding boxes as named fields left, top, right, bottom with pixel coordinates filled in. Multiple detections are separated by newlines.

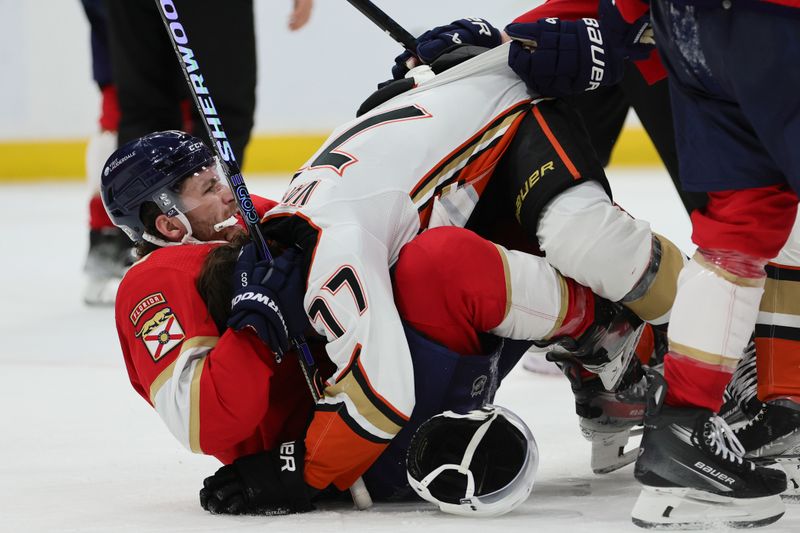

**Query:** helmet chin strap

left=143, top=211, right=225, bottom=248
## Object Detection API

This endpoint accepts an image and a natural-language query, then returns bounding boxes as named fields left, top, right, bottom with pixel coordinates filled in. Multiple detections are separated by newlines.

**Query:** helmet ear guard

left=406, top=405, right=538, bottom=517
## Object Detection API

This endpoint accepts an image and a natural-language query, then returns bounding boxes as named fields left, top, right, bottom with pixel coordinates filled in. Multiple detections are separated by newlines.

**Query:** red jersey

left=114, top=198, right=313, bottom=465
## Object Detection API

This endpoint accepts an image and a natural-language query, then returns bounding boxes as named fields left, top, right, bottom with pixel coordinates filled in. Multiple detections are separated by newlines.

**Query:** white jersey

left=262, top=44, right=533, bottom=490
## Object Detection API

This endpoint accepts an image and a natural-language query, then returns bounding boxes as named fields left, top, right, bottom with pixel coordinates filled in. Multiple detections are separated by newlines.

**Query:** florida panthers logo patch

left=135, top=307, right=185, bottom=362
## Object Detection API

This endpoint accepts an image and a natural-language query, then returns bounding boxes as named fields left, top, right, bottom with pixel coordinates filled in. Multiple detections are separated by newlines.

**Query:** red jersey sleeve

left=115, top=244, right=310, bottom=462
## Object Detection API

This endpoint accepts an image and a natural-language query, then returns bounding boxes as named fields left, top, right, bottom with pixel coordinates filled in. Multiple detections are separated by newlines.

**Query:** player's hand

left=598, top=0, right=654, bottom=61
left=200, top=441, right=314, bottom=515
left=505, top=18, right=626, bottom=98
left=392, top=17, right=502, bottom=80
left=227, top=244, right=309, bottom=358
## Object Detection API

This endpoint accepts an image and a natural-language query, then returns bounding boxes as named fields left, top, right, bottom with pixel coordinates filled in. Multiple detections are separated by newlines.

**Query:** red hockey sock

left=89, top=194, right=115, bottom=230
left=663, top=352, right=733, bottom=411
left=549, top=278, right=595, bottom=340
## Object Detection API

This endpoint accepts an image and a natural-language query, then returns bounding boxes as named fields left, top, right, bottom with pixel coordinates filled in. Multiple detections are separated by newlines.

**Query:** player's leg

left=629, top=2, right=796, bottom=527
left=104, top=0, right=186, bottom=145
left=84, top=88, right=132, bottom=305
left=81, top=0, right=133, bottom=305
left=392, top=226, right=649, bottom=473
left=716, top=7, right=800, bottom=497
left=730, top=214, right=800, bottom=499
left=178, top=0, right=256, bottom=163
left=496, top=100, right=686, bottom=328
left=392, top=225, right=616, bottom=357
left=620, top=63, right=709, bottom=215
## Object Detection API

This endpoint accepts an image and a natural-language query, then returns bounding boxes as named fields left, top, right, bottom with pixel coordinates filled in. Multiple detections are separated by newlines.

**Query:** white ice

left=1, top=168, right=797, bottom=532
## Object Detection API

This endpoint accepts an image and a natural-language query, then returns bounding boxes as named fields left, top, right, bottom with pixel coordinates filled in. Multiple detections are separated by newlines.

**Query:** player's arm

left=299, top=224, right=415, bottom=492
left=116, top=266, right=279, bottom=457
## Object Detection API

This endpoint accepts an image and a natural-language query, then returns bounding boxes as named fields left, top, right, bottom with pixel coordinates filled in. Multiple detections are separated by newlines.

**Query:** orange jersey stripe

left=532, top=105, right=581, bottom=180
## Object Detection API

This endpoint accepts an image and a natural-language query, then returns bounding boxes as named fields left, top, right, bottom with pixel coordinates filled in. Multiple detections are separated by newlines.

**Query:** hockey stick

left=154, top=0, right=372, bottom=511
left=344, top=0, right=418, bottom=53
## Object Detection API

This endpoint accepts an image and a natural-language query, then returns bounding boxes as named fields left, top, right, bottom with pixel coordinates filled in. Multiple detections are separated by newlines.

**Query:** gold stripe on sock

left=625, top=234, right=685, bottom=321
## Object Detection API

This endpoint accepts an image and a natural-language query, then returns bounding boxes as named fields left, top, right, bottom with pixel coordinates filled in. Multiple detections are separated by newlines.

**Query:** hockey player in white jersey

left=257, top=42, right=685, bottom=496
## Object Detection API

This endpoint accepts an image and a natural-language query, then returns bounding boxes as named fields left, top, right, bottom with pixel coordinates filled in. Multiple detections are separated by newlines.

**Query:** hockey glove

left=227, top=244, right=309, bottom=358
left=506, top=18, right=625, bottom=98
left=200, top=441, right=314, bottom=515
left=392, top=17, right=502, bottom=79
left=598, top=0, right=655, bottom=61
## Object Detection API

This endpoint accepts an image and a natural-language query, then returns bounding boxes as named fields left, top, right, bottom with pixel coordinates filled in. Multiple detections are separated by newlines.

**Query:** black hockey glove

left=598, top=0, right=655, bottom=61
left=200, top=441, right=314, bottom=515
left=506, top=18, right=626, bottom=98
left=227, top=244, right=310, bottom=359
left=391, top=17, right=502, bottom=79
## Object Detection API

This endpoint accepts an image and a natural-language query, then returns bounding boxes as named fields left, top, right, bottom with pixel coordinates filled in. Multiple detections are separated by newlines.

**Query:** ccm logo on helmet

left=582, top=18, right=606, bottom=91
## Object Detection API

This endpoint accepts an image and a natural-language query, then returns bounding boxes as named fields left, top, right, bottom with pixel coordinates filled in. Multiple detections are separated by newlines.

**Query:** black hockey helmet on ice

left=100, top=130, right=216, bottom=243
left=406, top=405, right=538, bottom=517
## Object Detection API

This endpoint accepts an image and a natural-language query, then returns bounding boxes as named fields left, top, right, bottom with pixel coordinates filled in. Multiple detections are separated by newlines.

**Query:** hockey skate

left=560, top=358, right=647, bottom=474
left=544, top=299, right=645, bottom=391
left=84, top=227, right=135, bottom=306
left=632, top=372, right=786, bottom=529
left=718, top=340, right=764, bottom=426
left=734, top=399, right=800, bottom=502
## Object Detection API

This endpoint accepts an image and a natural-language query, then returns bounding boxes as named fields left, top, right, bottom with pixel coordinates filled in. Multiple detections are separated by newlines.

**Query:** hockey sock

left=756, top=261, right=800, bottom=404
left=622, top=234, right=686, bottom=326
left=547, top=278, right=595, bottom=340
left=665, top=250, right=767, bottom=411
left=89, top=193, right=115, bottom=230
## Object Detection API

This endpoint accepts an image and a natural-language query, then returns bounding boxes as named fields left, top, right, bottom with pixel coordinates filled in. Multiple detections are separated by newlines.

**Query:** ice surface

left=1, top=169, right=796, bottom=532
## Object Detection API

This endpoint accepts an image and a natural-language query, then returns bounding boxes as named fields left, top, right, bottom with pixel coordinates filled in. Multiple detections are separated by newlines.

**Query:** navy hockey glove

left=227, top=244, right=309, bottom=358
left=392, top=17, right=501, bottom=79
left=598, top=0, right=655, bottom=61
left=200, top=441, right=314, bottom=515
left=506, top=18, right=625, bottom=98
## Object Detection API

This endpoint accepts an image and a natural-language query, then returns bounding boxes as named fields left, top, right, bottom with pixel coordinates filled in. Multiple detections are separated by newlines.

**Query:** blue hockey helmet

left=100, top=130, right=217, bottom=243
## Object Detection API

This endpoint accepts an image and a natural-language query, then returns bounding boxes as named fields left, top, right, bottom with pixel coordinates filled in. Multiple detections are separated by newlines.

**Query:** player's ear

left=154, top=213, right=187, bottom=241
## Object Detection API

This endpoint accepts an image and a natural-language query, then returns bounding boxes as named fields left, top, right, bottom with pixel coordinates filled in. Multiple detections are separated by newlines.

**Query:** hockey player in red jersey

left=103, top=131, right=313, bottom=464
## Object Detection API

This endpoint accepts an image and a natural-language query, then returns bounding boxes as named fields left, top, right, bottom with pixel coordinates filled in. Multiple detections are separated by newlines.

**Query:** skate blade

left=775, top=460, right=800, bottom=502
left=631, top=486, right=785, bottom=529
left=586, top=427, right=642, bottom=474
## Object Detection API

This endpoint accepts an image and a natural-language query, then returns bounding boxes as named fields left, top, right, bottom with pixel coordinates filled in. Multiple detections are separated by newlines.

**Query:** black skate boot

left=84, top=227, right=136, bottom=306
left=631, top=372, right=786, bottom=529
left=734, top=399, right=800, bottom=501
left=560, top=357, right=647, bottom=474
left=544, top=298, right=645, bottom=391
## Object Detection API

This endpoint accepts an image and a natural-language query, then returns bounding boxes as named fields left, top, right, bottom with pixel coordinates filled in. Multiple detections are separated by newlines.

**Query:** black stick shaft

left=344, top=0, right=418, bottom=53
